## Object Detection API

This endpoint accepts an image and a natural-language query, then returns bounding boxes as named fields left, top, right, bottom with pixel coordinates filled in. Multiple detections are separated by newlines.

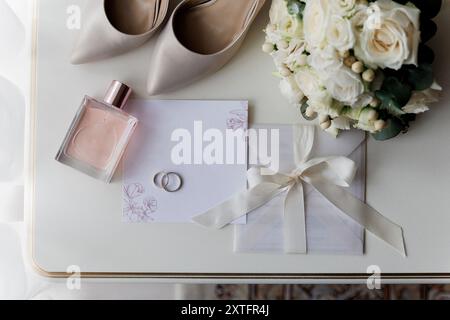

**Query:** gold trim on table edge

left=27, top=0, right=450, bottom=280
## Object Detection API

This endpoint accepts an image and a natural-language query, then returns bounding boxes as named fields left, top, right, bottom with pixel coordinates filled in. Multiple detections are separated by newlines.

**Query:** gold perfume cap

left=104, top=80, right=132, bottom=109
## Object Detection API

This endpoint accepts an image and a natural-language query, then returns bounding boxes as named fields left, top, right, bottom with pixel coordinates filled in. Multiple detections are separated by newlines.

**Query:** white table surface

left=29, top=0, right=450, bottom=283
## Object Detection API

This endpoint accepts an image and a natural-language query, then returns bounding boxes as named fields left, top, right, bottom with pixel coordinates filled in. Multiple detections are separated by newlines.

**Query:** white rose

left=269, top=0, right=304, bottom=38
left=308, top=45, right=343, bottom=79
left=354, top=0, right=421, bottom=70
left=295, top=67, right=335, bottom=111
left=279, top=15, right=304, bottom=38
left=330, top=0, right=357, bottom=17
left=325, top=66, right=365, bottom=105
left=304, top=0, right=330, bottom=49
left=269, top=0, right=290, bottom=26
left=279, top=76, right=305, bottom=104
left=295, top=67, right=326, bottom=100
left=326, top=14, right=355, bottom=52
left=267, top=0, right=303, bottom=48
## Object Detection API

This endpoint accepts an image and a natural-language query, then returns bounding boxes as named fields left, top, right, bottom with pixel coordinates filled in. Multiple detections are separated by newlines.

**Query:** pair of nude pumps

left=71, top=0, right=266, bottom=96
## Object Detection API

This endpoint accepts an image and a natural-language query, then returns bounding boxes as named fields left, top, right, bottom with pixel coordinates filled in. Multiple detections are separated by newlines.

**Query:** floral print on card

left=227, top=107, right=248, bottom=131
left=123, top=183, right=158, bottom=223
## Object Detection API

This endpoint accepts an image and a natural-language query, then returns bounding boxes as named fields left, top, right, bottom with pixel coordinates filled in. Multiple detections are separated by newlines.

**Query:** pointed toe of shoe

left=70, top=48, right=92, bottom=65
left=70, top=31, right=134, bottom=65
left=69, top=29, right=112, bottom=65
left=146, top=56, right=166, bottom=96
left=146, top=42, right=191, bottom=96
left=147, top=64, right=165, bottom=96
left=147, top=58, right=182, bottom=96
left=146, top=36, right=223, bottom=96
left=146, top=75, right=164, bottom=96
left=70, top=44, right=107, bottom=65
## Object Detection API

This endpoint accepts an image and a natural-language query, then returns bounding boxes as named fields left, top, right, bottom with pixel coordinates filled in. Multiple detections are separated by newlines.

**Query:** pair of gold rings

left=153, top=171, right=183, bottom=193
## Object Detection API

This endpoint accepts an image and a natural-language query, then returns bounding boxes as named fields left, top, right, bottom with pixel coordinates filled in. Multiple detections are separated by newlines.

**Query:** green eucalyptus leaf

left=372, top=118, right=405, bottom=141
left=407, top=63, right=434, bottom=91
left=381, top=77, right=412, bottom=106
left=375, top=90, right=406, bottom=117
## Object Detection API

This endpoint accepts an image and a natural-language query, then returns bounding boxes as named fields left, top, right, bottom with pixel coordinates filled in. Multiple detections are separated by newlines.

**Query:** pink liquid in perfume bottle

left=66, top=104, right=129, bottom=170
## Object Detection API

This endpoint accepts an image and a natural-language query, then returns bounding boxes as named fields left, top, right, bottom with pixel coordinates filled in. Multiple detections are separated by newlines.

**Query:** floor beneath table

left=180, top=284, right=450, bottom=300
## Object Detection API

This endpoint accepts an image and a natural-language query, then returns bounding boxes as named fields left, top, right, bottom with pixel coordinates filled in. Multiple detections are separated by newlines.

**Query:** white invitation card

left=122, top=100, right=248, bottom=223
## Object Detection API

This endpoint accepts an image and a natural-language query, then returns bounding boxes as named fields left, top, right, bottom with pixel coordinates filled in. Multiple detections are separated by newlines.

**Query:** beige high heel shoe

left=71, top=0, right=169, bottom=64
left=147, top=0, right=266, bottom=95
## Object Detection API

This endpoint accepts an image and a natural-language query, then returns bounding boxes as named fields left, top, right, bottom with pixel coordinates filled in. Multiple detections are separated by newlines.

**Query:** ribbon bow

left=193, top=126, right=406, bottom=256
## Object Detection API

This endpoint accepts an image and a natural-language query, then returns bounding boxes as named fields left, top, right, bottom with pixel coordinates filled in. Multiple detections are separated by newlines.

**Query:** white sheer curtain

left=0, top=0, right=182, bottom=300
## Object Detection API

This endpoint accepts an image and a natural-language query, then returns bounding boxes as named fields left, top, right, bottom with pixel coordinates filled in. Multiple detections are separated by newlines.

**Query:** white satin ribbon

left=193, top=126, right=406, bottom=256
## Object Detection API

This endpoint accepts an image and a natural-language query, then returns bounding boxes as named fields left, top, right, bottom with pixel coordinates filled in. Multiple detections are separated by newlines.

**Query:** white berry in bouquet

left=264, top=0, right=442, bottom=140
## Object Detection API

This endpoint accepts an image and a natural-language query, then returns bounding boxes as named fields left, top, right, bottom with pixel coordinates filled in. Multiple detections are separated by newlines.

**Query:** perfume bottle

left=56, top=81, right=137, bottom=183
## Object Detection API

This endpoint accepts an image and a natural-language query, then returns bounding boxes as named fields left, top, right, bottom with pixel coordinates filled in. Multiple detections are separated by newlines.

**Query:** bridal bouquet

left=263, top=0, right=442, bottom=140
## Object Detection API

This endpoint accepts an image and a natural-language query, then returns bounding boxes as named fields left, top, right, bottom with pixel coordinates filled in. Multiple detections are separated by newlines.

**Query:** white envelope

left=234, top=125, right=366, bottom=255
left=122, top=100, right=248, bottom=224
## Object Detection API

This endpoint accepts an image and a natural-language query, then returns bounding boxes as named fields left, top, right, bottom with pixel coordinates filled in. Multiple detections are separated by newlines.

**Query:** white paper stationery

left=234, top=125, right=366, bottom=255
left=122, top=100, right=248, bottom=223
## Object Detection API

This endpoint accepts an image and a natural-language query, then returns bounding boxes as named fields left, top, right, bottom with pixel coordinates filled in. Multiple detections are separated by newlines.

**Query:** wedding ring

left=153, top=171, right=183, bottom=193
left=153, top=171, right=169, bottom=189
left=162, top=172, right=183, bottom=193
